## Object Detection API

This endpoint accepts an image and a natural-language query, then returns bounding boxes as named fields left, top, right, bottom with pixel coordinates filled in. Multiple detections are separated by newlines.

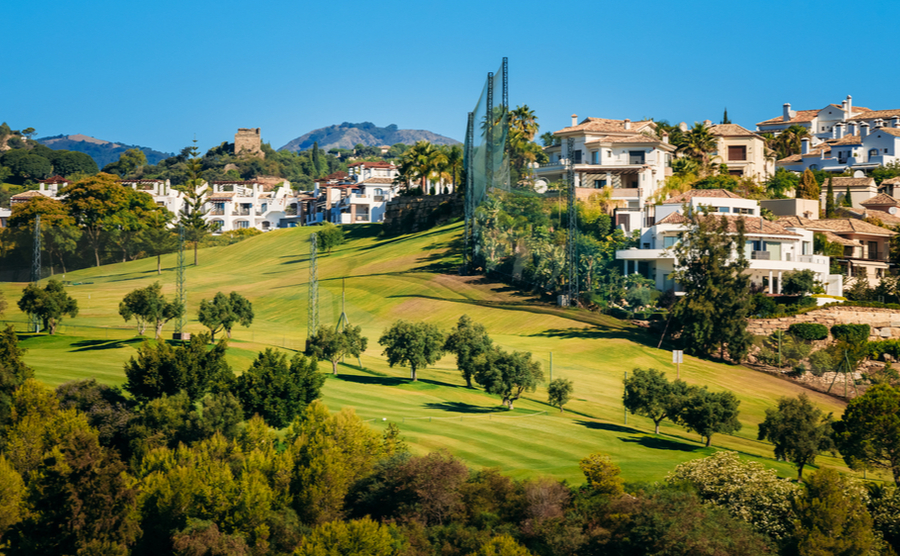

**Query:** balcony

left=233, top=209, right=251, bottom=216
left=209, top=209, right=225, bottom=216
left=373, top=195, right=385, bottom=202
left=751, top=250, right=770, bottom=260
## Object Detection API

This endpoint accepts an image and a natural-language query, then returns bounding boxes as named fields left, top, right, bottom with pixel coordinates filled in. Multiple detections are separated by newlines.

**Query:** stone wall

left=382, top=194, right=463, bottom=235
left=748, top=305, right=900, bottom=341
left=234, top=128, right=263, bottom=158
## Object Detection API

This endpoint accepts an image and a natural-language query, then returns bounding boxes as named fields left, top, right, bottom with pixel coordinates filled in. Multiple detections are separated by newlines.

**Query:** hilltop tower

left=235, top=128, right=264, bottom=158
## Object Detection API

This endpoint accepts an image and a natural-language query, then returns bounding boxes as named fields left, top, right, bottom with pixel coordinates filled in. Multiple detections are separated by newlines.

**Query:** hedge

left=867, top=339, right=900, bottom=360
left=831, top=324, right=871, bottom=345
left=787, top=323, right=828, bottom=341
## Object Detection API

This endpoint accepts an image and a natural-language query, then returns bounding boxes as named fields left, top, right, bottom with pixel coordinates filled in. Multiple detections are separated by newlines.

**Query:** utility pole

left=308, top=233, right=318, bottom=340
left=30, top=215, right=41, bottom=332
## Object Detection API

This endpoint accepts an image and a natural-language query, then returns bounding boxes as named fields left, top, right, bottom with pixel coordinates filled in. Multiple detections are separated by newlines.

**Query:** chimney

left=846, top=95, right=852, bottom=115
left=623, top=118, right=631, bottom=130
left=860, top=122, right=870, bottom=138
left=703, top=119, right=712, bottom=127
left=832, top=125, right=838, bottom=140
left=783, top=103, right=792, bottom=122
left=836, top=123, right=845, bottom=139
left=842, top=99, right=848, bottom=113
left=893, top=116, right=900, bottom=128
left=679, top=121, right=688, bottom=132
left=875, top=118, right=885, bottom=128
left=849, top=122, right=858, bottom=136
left=571, top=114, right=577, bottom=127
left=801, top=137, right=810, bottom=154
left=662, top=131, right=669, bottom=144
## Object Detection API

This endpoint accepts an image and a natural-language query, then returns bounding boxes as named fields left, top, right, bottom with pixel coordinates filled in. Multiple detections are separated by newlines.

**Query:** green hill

left=0, top=222, right=860, bottom=483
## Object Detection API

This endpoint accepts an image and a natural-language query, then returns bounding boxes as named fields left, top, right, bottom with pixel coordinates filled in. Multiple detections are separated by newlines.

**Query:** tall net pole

left=486, top=71, right=494, bottom=192
left=175, top=223, right=186, bottom=335
left=31, top=214, right=41, bottom=332
left=308, top=233, right=318, bottom=339
left=464, top=111, right=475, bottom=270
left=566, top=137, right=578, bottom=306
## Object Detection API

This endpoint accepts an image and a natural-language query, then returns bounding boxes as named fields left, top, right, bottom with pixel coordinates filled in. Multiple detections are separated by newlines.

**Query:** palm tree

left=509, top=105, right=539, bottom=141
left=677, top=122, right=717, bottom=168
left=443, top=144, right=464, bottom=191
left=540, top=132, right=558, bottom=147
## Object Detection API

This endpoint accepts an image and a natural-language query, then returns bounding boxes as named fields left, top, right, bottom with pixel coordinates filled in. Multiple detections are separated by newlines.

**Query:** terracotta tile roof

left=360, top=177, right=395, bottom=185
left=554, top=117, right=654, bottom=135
left=777, top=146, right=830, bottom=163
left=41, top=175, right=68, bottom=184
left=757, top=109, right=819, bottom=126
left=708, top=124, right=759, bottom=137
left=208, top=192, right=236, bottom=200
left=821, top=231, right=861, bottom=247
left=848, top=109, right=900, bottom=121
left=845, top=207, right=900, bottom=226
left=663, top=189, right=745, bottom=203
left=783, top=216, right=896, bottom=236
left=120, top=179, right=165, bottom=185
left=585, top=133, right=665, bottom=145
left=881, top=177, right=900, bottom=184
left=872, top=127, right=900, bottom=137
left=860, top=193, right=900, bottom=207
left=11, top=190, right=50, bottom=199
left=832, top=177, right=876, bottom=187
left=656, top=212, right=687, bottom=224
left=212, top=180, right=256, bottom=186
left=830, top=134, right=862, bottom=145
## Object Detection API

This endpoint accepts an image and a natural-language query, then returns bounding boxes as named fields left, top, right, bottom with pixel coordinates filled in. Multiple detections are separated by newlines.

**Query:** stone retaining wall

left=382, top=194, right=463, bottom=235
left=748, top=305, right=900, bottom=341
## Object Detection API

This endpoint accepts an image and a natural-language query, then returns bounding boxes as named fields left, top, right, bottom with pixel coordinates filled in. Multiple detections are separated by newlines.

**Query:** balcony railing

left=233, top=209, right=251, bottom=216
left=209, top=209, right=225, bottom=216
left=373, top=195, right=385, bottom=202
left=751, top=250, right=770, bottom=260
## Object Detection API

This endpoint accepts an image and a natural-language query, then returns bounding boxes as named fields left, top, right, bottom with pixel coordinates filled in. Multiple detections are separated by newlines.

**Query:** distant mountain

left=36, top=134, right=173, bottom=168
left=279, top=122, right=459, bottom=152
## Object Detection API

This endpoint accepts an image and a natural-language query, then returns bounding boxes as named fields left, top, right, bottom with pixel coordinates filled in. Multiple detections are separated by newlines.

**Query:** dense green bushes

left=831, top=324, right=871, bottom=345
left=788, top=323, right=828, bottom=341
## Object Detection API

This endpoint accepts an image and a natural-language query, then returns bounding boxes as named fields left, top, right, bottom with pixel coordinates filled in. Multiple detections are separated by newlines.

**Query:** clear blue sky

left=4, top=0, right=898, bottom=155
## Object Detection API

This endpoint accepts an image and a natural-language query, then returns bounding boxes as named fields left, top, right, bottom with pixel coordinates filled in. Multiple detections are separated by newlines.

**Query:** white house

left=707, top=123, right=773, bottom=180
left=616, top=189, right=842, bottom=296
left=757, top=95, right=876, bottom=144
left=537, top=115, right=675, bottom=211
left=120, top=179, right=184, bottom=214
left=308, top=162, right=402, bottom=225
left=776, top=121, right=900, bottom=174
left=203, top=180, right=295, bottom=232
left=0, top=208, right=10, bottom=228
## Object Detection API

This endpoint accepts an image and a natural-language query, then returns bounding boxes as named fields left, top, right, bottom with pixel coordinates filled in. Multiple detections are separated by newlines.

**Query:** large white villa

left=615, top=189, right=843, bottom=296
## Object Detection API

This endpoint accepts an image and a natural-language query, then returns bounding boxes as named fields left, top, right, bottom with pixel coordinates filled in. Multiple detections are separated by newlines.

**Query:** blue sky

left=4, top=0, right=898, bottom=155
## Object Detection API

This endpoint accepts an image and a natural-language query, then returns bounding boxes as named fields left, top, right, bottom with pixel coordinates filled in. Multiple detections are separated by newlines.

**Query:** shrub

left=867, top=339, right=900, bottom=360
left=808, top=350, right=835, bottom=377
left=788, top=323, right=828, bottom=341
left=782, top=269, right=816, bottom=296
left=832, top=324, right=871, bottom=345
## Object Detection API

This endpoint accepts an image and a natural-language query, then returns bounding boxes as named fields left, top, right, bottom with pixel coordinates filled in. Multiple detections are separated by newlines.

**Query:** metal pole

left=566, top=137, right=578, bottom=306
left=308, top=233, right=318, bottom=339
left=624, top=370, right=628, bottom=425
left=31, top=214, right=41, bottom=332
left=549, top=351, right=553, bottom=382
left=175, top=223, right=186, bottom=336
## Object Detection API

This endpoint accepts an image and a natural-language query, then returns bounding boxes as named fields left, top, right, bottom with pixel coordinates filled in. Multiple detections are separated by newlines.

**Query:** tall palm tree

left=443, top=144, right=464, bottom=191
left=509, top=105, right=539, bottom=141
left=677, top=122, right=717, bottom=168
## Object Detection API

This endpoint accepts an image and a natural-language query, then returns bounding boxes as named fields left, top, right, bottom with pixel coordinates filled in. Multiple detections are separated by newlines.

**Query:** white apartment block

left=307, top=162, right=402, bottom=225
left=615, top=189, right=842, bottom=296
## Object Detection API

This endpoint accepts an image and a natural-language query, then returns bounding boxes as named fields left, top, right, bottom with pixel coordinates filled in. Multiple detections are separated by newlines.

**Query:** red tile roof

left=663, top=189, right=745, bottom=203
left=757, top=109, right=819, bottom=127
left=860, top=193, right=900, bottom=207
left=348, top=161, right=395, bottom=169
left=554, top=117, right=654, bottom=135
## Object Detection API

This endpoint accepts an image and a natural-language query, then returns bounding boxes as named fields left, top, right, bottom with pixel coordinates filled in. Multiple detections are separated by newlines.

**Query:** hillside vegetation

left=0, top=221, right=857, bottom=482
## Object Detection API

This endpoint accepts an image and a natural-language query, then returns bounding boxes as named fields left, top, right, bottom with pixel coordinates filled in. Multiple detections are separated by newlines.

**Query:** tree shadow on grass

left=69, top=338, right=144, bottom=352
left=335, top=374, right=408, bottom=387
left=619, top=435, right=701, bottom=453
left=423, top=402, right=503, bottom=414
left=576, top=420, right=643, bottom=435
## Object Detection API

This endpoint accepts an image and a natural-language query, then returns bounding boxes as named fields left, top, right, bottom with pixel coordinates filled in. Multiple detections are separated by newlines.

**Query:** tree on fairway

left=757, top=393, right=834, bottom=480
left=790, top=468, right=875, bottom=556
left=137, top=210, right=178, bottom=274
left=671, top=213, right=752, bottom=361
left=0, top=325, right=33, bottom=428
left=123, top=334, right=232, bottom=403
left=9, top=196, right=81, bottom=275
left=473, top=347, right=543, bottom=409
left=379, top=320, right=445, bottom=381
left=198, top=291, right=254, bottom=341
left=0, top=290, right=6, bottom=317
left=444, top=314, right=493, bottom=388
left=179, top=141, right=211, bottom=266
left=825, top=177, right=836, bottom=218
left=62, top=173, right=139, bottom=267
left=236, top=349, right=324, bottom=429
left=796, top=168, right=820, bottom=200
left=547, top=378, right=574, bottom=413
left=833, top=384, right=900, bottom=485
left=623, top=368, right=696, bottom=434
left=17, top=279, right=78, bottom=334
left=316, top=222, right=344, bottom=254
left=679, top=388, right=742, bottom=446
left=118, top=282, right=185, bottom=339
left=306, top=325, right=368, bottom=375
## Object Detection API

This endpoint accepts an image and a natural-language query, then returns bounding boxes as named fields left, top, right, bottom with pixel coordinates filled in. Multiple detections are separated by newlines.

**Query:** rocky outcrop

left=748, top=305, right=900, bottom=341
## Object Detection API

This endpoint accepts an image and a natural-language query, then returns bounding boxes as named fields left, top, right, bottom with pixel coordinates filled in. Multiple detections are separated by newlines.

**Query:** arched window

left=809, top=164, right=818, bottom=170
left=869, top=148, right=879, bottom=158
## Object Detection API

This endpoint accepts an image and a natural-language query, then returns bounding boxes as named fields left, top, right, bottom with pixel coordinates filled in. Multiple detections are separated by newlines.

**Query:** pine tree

left=311, top=141, right=322, bottom=178
left=797, top=169, right=820, bottom=200
left=843, top=184, right=854, bottom=207
left=825, top=177, right=836, bottom=218
left=180, top=140, right=211, bottom=265
left=722, top=108, right=731, bottom=124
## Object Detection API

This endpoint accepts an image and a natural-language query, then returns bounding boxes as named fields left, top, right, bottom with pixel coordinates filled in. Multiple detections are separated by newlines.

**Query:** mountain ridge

left=279, top=122, right=459, bottom=152
left=37, top=134, right=173, bottom=168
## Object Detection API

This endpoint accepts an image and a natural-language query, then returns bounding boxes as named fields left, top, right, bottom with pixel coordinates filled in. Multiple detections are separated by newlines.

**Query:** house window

left=765, top=241, right=782, bottom=261
left=591, top=151, right=598, bottom=164
left=236, top=221, right=249, bottom=229
left=728, top=145, right=747, bottom=161
left=628, top=151, right=645, bottom=164
left=572, top=150, right=582, bottom=164
left=663, top=236, right=678, bottom=248
left=729, top=170, right=743, bottom=176
left=870, top=149, right=879, bottom=158
left=718, top=207, right=729, bottom=213
left=802, top=241, right=811, bottom=255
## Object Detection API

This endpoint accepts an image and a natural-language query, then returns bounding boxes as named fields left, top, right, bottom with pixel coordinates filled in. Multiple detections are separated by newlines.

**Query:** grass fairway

left=0, top=222, right=863, bottom=483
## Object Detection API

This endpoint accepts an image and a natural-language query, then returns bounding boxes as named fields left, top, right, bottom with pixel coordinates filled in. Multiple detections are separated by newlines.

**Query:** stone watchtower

left=234, top=128, right=263, bottom=158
